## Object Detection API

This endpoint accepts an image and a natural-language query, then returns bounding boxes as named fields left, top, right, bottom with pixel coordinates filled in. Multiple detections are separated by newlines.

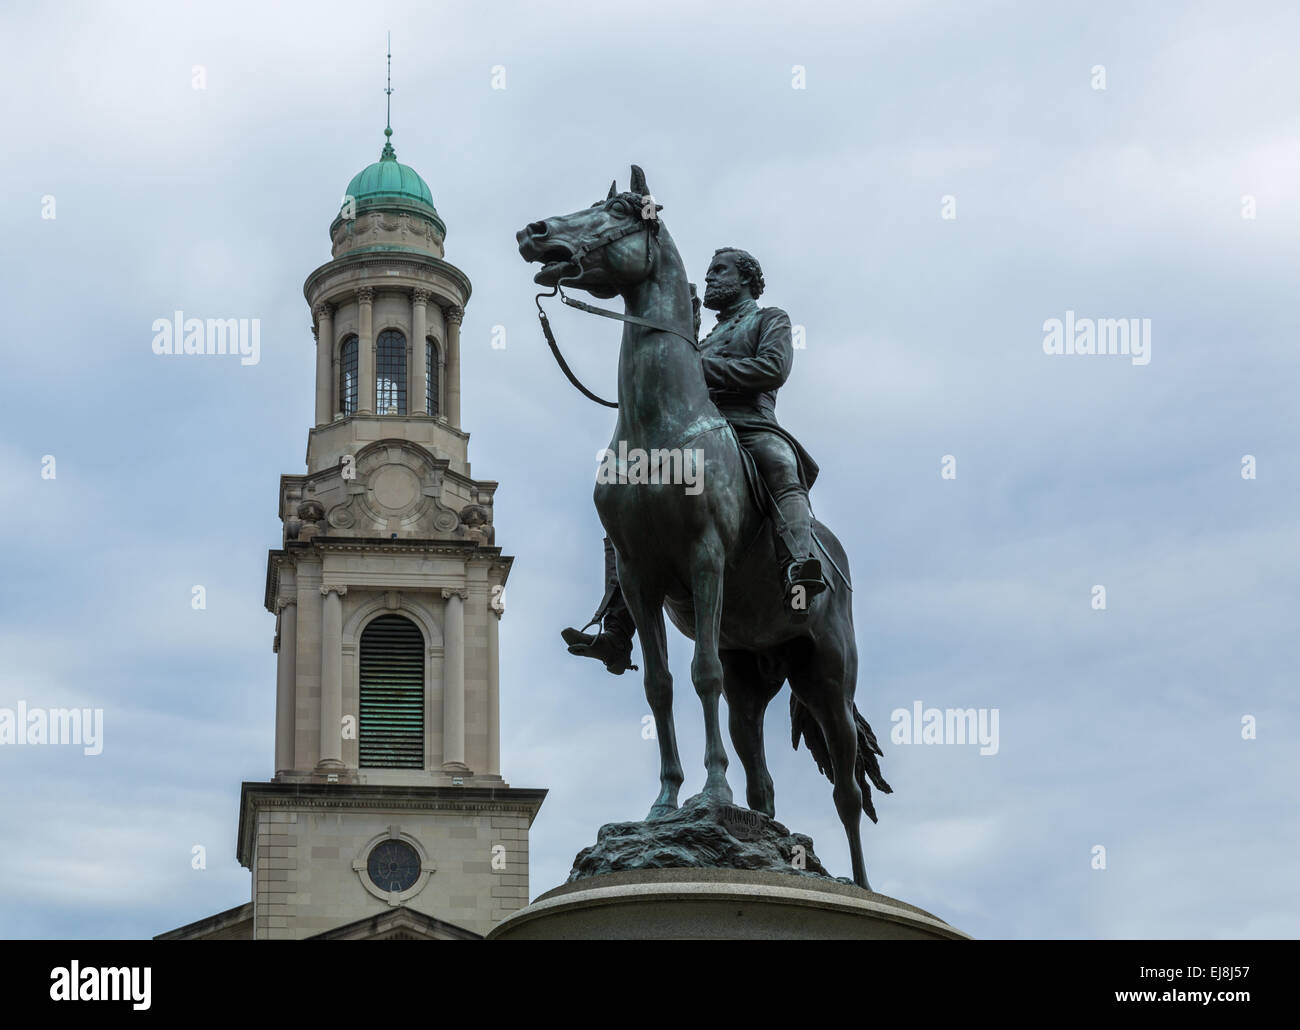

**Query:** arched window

left=359, top=614, right=424, bottom=769
left=426, top=337, right=439, bottom=416
left=376, top=329, right=407, bottom=414
left=338, top=336, right=358, bottom=416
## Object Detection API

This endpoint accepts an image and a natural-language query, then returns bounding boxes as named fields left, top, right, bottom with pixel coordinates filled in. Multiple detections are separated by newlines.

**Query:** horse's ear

left=630, top=165, right=649, bottom=195
left=607, top=179, right=618, bottom=200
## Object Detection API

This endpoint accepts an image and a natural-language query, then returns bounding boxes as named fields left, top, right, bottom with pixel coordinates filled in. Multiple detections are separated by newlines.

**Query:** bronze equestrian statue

left=562, top=246, right=826, bottom=675
left=518, top=167, right=890, bottom=889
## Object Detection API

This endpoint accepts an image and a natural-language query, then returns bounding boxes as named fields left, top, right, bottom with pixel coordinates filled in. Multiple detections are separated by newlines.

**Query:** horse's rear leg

left=721, top=649, right=782, bottom=816
left=690, top=536, right=732, bottom=803
left=789, top=642, right=870, bottom=890
left=619, top=565, right=683, bottom=820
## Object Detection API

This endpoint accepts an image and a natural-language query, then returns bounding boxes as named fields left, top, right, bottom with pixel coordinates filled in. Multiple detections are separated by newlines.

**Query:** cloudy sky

left=1, top=0, right=1296, bottom=939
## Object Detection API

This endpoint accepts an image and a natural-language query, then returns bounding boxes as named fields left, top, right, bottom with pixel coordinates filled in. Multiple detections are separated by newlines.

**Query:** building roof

left=154, top=901, right=482, bottom=941
left=307, top=906, right=482, bottom=940
left=154, top=902, right=254, bottom=940
left=342, top=132, right=439, bottom=221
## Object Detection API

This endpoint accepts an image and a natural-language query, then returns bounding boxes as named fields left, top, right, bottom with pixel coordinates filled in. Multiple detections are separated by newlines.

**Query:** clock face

left=367, top=839, right=421, bottom=893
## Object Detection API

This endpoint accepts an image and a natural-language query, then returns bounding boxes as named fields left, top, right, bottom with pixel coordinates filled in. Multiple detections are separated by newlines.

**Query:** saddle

left=723, top=424, right=842, bottom=595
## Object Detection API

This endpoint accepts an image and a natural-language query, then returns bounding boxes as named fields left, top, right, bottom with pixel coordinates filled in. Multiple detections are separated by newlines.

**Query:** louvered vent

left=359, top=615, right=425, bottom=768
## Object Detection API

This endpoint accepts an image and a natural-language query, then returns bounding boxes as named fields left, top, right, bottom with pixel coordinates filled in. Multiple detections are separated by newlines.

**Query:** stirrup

left=561, top=625, right=598, bottom=648
left=784, top=557, right=826, bottom=617
left=560, top=626, right=638, bottom=675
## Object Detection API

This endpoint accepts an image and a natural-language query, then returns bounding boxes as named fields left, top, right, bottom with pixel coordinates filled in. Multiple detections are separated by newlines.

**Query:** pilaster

left=318, top=583, right=347, bottom=773
left=356, top=286, right=375, bottom=415
left=444, top=304, right=463, bottom=429
left=412, top=288, right=429, bottom=416
left=441, top=587, right=468, bottom=772
left=313, top=303, right=333, bottom=425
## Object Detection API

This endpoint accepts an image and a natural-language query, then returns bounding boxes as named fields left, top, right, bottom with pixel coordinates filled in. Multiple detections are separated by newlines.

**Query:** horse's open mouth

left=535, top=246, right=576, bottom=283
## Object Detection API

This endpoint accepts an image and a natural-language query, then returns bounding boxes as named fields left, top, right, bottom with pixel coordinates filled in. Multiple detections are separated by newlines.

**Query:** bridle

left=534, top=206, right=699, bottom=409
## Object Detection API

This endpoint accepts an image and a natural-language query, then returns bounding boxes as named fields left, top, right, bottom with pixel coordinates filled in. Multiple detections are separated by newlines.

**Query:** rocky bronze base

left=568, top=792, right=841, bottom=883
left=488, top=868, right=970, bottom=940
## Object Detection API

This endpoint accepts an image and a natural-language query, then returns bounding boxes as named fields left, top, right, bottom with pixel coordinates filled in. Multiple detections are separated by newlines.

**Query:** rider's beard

left=703, top=281, right=742, bottom=311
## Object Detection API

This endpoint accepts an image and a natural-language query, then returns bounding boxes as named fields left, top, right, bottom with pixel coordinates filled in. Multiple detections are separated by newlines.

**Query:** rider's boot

left=561, top=538, right=638, bottom=675
left=776, top=489, right=827, bottom=615
left=561, top=605, right=637, bottom=675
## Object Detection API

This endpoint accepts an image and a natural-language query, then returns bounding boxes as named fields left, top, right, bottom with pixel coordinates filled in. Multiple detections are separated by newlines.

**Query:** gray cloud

left=0, top=0, right=1296, bottom=939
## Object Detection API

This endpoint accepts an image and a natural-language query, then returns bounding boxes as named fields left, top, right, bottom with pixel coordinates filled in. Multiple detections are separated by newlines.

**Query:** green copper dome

left=341, top=134, right=439, bottom=219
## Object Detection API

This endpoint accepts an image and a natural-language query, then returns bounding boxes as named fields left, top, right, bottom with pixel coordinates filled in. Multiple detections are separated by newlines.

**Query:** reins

left=534, top=216, right=699, bottom=410
left=535, top=276, right=619, bottom=408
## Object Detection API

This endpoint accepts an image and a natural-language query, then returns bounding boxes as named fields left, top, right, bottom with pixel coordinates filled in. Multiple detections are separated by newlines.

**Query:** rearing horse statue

left=517, top=166, right=890, bottom=889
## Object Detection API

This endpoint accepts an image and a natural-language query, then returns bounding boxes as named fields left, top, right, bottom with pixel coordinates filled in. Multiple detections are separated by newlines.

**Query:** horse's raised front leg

left=618, top=561, right=683, bottom=820
left=690, top=532, right=732, bottom=804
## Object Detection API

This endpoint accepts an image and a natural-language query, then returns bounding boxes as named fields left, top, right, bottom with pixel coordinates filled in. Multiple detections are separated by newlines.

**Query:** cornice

left=237, top=781, right=548, bottom=868
left=305, top=413, right=470, bottom=445
left=265, top=550, right=287, bottom=613
left=266, top=540, right=514, bottom=612
left=302, top=251, right=472, bottom=310
left=312, top=538, right=512, bottom=567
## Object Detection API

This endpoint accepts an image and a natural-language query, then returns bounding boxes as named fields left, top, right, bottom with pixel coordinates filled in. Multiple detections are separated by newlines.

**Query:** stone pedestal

left=487, top=868, right=970, bottom=940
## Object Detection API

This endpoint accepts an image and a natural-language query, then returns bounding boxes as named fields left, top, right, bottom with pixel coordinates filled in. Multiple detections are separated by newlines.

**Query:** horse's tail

left=790, top=697, right=893, bottom=823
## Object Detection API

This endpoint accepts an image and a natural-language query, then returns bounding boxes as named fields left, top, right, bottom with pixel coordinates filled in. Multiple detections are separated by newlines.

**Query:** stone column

left=274, top=597, right=298, bottom=775
left=357, top=287, right=374, bottom=415
left=294, top=562, right=321, bottom=769
left=441, top=588, right=468, bottom=771
left=486, top=591, right=502, bottom=776
left=313, top=303, right=333, bottom=425
left=411, top=289, right=429, bottom=416
left=318, top=584, right=347, bottom=771
left=444, top=305, right=463, bottom=429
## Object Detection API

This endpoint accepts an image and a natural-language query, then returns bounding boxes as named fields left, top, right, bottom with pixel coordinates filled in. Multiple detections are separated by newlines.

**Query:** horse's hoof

left=646, top=802, right=678, bottom=821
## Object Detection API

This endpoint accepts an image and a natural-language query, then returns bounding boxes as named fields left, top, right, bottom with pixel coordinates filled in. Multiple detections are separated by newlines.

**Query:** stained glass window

left=366, top=839, right=420, bottom=893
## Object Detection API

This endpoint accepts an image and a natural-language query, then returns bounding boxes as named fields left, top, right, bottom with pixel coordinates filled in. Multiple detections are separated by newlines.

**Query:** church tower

left=160, top=87, right=546, bottom=939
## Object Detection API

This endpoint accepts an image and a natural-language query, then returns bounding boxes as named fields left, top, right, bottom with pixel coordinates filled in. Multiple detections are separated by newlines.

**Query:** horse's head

left=517, top=165, right=664, bottom=300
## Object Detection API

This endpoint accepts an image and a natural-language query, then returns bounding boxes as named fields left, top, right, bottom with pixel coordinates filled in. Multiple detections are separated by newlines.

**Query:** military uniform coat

left=698, top=296, right=819, bottom=490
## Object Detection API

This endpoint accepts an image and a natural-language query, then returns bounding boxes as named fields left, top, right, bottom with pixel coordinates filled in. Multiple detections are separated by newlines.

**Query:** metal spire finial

left=381, top=32, right=396, bottom=159
left=385, top=33, right=393, bottom=136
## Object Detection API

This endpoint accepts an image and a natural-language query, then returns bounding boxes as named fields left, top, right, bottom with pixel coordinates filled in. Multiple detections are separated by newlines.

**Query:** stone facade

left=237, top=784, right=543, bottom=940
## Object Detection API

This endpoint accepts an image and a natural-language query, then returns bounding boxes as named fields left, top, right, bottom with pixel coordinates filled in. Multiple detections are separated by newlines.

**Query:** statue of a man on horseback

left=518, top=166, right=889, bottom=890
left=562, top=246, right=828, bottom=675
